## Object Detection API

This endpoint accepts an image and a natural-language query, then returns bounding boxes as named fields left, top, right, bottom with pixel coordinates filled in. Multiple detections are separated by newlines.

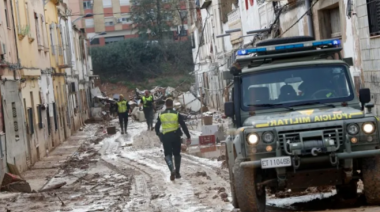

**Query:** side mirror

left=224, top=102, right=234, bottom=117
left=359, top=88, right=371, bottom=110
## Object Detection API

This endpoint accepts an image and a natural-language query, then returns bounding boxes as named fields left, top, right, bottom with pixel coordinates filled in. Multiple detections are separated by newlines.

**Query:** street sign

left=199, top=135, right=216, bottom=145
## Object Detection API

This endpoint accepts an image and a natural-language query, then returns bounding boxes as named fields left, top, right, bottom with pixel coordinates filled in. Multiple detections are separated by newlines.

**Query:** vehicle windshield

left=241, top=65, right=354, bottom=111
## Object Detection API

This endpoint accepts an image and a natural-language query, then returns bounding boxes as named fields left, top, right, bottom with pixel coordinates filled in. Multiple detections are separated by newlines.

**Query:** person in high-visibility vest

left=116, top=94, right=131, bottom=134
left=155, top=98, right=191, bottom=181
left=140, top=90, right=155, bottom=131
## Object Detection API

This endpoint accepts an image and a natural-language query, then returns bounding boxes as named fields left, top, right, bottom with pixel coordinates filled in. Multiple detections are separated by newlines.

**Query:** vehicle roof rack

left=234, top=39, right=342, bottom=66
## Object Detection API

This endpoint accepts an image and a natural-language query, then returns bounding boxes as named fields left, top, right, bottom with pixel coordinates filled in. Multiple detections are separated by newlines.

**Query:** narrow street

left=1, top=120, right=380, bottom=212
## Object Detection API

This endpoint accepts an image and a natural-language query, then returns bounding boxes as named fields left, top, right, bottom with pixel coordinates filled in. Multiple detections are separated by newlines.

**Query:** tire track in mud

left=120, top=150, right=233, bottom=212
left=99, top=134, right=159, bottom=211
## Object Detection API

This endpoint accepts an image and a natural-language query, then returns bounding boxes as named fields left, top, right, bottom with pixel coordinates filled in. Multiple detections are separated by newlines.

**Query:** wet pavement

left=1, top=119, right=380, bottom=212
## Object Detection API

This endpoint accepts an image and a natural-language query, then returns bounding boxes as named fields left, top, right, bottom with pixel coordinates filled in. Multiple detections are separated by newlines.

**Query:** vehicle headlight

left=247, top=133, right=259, bottom=145
left=347, top=124, right=359, bottom=135
left=262, top=132, right=274, bottom=143
left=363, top=123, right=375, bottom=134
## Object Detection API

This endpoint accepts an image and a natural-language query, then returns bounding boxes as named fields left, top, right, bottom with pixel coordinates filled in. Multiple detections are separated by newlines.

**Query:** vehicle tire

left=336, top=180, right=358, bottom=199
left=234, top=158, right=266, bottom=212
left=256, top=36, right=315, bottom=47
left=362, top=156, right=380, bottom=204
left=226, top=145, right=238, bottom=208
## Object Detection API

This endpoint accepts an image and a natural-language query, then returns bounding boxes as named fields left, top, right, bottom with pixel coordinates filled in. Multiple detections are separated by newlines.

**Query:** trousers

left=162, top=132, right=181, bottom=157
left=118, top=113, right=128, bottom=131
left=143, top=107, right=154, bottom=128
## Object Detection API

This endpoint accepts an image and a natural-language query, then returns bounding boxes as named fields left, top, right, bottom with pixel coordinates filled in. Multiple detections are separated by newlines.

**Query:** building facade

left=355, top=0, right=380, bottom=115
left=12, top=0, right=52, bottom=169
left=0, top=0, right=24, bottom=182
left=190, top=0, right=370, bottom=112
left=45, top=0, right=71, bottom=144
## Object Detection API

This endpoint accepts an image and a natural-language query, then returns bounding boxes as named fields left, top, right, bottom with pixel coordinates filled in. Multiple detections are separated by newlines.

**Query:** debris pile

left=1, top=173, right=32, bottom=193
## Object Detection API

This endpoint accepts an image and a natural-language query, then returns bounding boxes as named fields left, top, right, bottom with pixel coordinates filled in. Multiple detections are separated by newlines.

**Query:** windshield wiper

left=247, top=103, right=295, bottom=111
left=291, top=101, right=336, bottom=108
left=247, top=104, right=283, bottom=107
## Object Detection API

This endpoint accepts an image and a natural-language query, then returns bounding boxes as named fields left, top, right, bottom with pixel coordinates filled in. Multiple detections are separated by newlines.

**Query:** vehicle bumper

left=240, top=149, right=380, bottom=168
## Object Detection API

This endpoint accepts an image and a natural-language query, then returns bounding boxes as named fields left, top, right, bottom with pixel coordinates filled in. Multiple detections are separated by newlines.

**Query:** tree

left=90, top=39, right=194, bottom=86
left=130, top=0, right=183, bottom=40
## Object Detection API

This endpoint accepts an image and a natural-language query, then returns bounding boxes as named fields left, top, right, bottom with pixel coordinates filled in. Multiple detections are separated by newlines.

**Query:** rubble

left=1, top=181, right=32, bottom=193
left=39, top=182, right=67, bottom=192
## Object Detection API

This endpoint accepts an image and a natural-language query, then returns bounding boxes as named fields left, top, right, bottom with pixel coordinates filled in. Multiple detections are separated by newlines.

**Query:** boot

left=165, top=155, right=176, bottom=181
left=121, top=129, right=124, bottom=135
left=174, top=155, right=181, bottom=179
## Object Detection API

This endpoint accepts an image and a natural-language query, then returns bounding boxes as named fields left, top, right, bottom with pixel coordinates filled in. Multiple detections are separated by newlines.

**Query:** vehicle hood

left=244, top=107, right=364, bottom=128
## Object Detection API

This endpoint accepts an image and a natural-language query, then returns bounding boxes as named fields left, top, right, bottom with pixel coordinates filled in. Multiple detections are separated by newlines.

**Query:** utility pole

left=156, top=0, right=162, bottom=40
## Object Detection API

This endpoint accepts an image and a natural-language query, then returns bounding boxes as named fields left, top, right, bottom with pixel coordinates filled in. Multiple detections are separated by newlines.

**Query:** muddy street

left=1, top=120, right=380, bottom=212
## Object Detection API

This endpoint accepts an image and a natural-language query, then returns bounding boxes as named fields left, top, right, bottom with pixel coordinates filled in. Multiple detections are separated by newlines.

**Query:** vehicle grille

left=278, top=126, right=344, bottom=153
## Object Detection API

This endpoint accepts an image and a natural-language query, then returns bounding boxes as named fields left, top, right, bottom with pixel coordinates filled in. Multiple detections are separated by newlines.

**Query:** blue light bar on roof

left=236, top=39, right=341, bottom=56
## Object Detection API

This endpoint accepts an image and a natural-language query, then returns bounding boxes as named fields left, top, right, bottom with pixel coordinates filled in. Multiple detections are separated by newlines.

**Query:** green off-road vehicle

left=224, top=36, right=380, bottom=212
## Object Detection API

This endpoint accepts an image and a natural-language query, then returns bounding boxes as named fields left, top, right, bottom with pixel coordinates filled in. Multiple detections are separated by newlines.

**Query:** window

left=37, top=105, right=42, bottom=129
left=40, top=15, right=45, bottom=46
left=35, top=13, right=41, bottom=46
left=119, top=0, right=129, bottom=6
left=25, top=2, right=30, bottom=29
left=4, top=0, right=9, bottom=28
left=50, top=24, right=55, bottom=55
left=15, top=0, right=21, bottom=31
left=103, top=0, right=112, bottom=8
left=11, top=102, right=19, bottom=139
left=28, top=108, right=34, bottom=135
left=83, top=1, right=92, bottom=9
left=240, top=66, right=354, bottom=112
left=105, top=36, right=124, bottom=45
left=90, top=38, right=100, bottom=45
left=85, top=18, right=94, bottom=28
left=53, top=102, right=57, bottom=131
left=119, top=17, right=131, bottom=24
left=367, top=0, right=380, bottom=36
left=105, top=19, right=114, bottom=26
left=46, top=105, right=51, bottom=135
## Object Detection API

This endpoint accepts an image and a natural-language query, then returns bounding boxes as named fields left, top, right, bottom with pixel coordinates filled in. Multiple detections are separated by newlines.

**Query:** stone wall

left=356, top=0, right=380, bottom=115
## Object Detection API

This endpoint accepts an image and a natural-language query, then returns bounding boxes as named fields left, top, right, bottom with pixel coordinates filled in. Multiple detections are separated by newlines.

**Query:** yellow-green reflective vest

left=117, top=100, right=128, bottom=113
left=142, top=95, right=153, bottom=108
left=159, top=112, right=179, bottom=134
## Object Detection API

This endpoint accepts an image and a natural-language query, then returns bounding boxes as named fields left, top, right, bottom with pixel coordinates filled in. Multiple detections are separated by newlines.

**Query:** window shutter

left=367, top=0, right=380, bottom=36
left=28, top=108, right=34, bottom=135
left=103, top=0, right=112, bottom=7
left=53, top=102, right=58, bottom=131
left=46, top=105, right=51, bottom=135
left=85, top=19, right=94, bottom=28
left=37, top=105, right=43, bottom=129
left=119, top=0, right=129, bottom=6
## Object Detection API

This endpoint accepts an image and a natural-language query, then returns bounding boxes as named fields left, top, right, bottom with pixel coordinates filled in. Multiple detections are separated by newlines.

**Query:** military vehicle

left=223, top=36, right=380, bottom=212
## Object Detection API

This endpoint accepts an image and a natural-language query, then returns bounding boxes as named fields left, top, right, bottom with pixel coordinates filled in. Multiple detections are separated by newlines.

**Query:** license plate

left=261, top=156, right=292, bottom=169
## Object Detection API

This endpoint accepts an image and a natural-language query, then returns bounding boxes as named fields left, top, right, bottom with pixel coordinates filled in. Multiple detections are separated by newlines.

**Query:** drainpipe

left=305, top=0, right=315, bottom=38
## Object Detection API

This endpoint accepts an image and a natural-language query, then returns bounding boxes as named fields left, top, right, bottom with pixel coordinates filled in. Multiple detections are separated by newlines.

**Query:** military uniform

left=155, top=109, right=191, bottom=180
left=116, top=99, right=130, bottom=134
left=142, top=95, right=154, bottom=130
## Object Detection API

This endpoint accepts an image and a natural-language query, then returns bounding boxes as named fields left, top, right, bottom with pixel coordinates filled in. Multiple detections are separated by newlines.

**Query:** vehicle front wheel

left=226, top=145, right=238, bottom=208
left=336, top=180, right=358, bottom=199
left=234, top=158, right=266, bottom=212
left=362, top=156, right=380, bottom=204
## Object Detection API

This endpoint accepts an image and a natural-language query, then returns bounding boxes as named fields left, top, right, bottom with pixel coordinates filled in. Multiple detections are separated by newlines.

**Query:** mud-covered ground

left=1, top=120, right=380, bottom=212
